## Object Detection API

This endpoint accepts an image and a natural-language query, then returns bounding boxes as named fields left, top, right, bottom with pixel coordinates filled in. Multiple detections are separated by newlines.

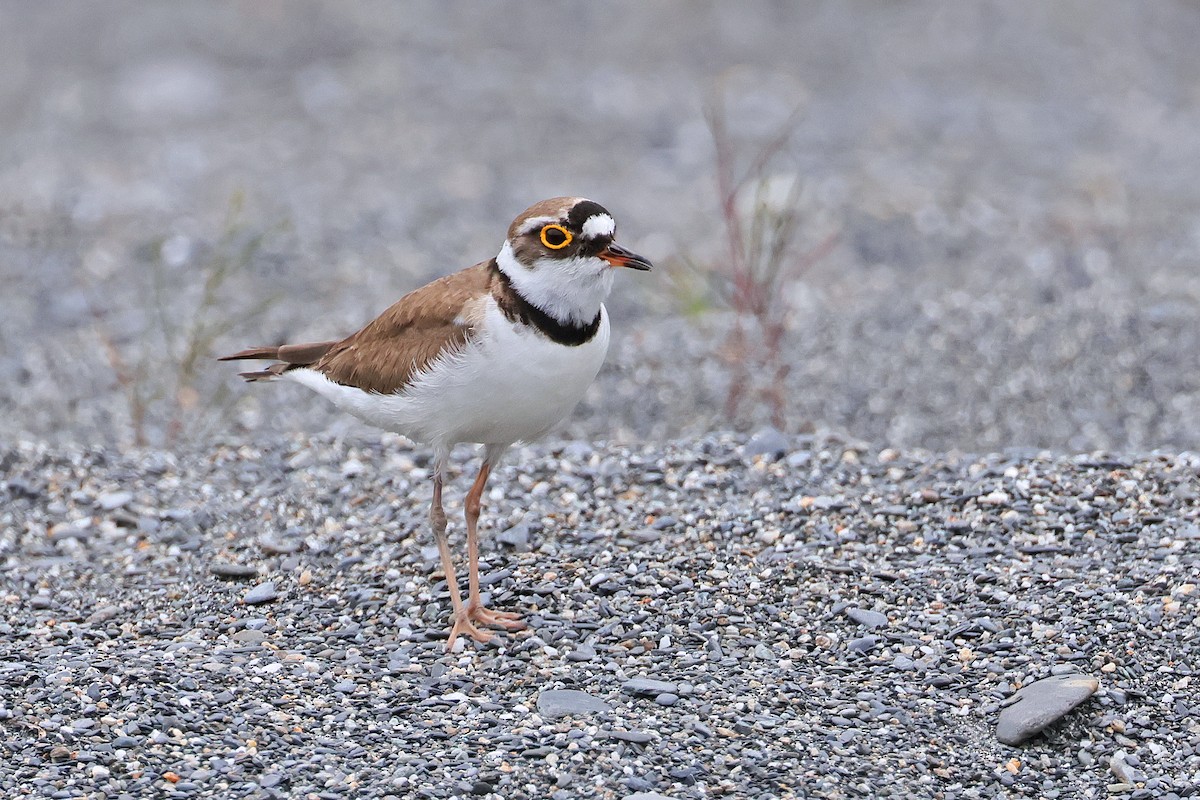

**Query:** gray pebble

left=844, top=607, right=889, bottom=629
left=497, top=521, right=531, bottom=551
left=997, top=673, right=1100, bottom=745
left=621, top=678, right=679, bottom=697
left=566, top=644, right=596, bottom=662
left=242, top=581, right=279, bottom=605
left=536, top=689, right=611, bottom=718
left=744, top=427, right=790, bottom=460
left=230, top=629, right=266, bottom=645
left=210, top=562, right=259, bottom=579
left=848, top=635, right=879, bottom=653
left=96, top=491, right=133, bottom=511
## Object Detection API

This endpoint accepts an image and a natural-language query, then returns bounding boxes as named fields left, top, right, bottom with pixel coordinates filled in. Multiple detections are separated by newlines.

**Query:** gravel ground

left=2, top=433, right=1198, bottom=798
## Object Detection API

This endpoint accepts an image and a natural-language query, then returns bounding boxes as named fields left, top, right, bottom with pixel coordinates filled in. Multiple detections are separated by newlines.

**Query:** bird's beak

left=599, top=242, right=653, bottom=271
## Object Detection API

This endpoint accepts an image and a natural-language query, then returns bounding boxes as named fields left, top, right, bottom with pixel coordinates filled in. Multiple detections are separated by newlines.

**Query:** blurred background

left=2, top=1, right=1199, bottom=453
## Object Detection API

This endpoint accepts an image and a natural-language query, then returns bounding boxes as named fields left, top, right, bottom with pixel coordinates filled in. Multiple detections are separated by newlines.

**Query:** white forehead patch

left=581, top=214, right=615, bottom=239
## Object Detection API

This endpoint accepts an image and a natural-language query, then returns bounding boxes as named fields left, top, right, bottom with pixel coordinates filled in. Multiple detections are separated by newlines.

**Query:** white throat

left=496, top=240, right=615, bottom=326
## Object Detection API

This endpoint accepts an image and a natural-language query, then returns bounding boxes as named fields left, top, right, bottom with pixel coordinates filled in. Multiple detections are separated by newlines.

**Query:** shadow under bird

left=219, top=197, right=652, bottom=649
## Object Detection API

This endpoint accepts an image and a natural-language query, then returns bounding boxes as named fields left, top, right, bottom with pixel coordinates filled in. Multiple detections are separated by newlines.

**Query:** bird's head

left=496, top=197, right=652, bottom=326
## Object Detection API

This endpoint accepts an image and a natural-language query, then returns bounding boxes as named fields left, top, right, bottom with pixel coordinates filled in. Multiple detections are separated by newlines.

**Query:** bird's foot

left=446, top=612, right=493, bottom=650
left=468, top=602, right=526, bottom=631
left=444, top=605, right=526, bottom=651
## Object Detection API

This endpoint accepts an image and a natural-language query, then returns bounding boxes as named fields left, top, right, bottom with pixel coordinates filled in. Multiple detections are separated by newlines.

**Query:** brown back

left=313, top=262, right=494, bottom=394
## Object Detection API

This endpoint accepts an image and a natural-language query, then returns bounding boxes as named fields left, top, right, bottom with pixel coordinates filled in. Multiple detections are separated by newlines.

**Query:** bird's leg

left=433, top=458, right=492, bottom=649
left=464, top=451, right=525, bottom=631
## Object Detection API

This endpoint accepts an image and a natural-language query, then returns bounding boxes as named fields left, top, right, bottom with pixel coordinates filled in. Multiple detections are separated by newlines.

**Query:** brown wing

left=312, top=262, right=494, bottom=395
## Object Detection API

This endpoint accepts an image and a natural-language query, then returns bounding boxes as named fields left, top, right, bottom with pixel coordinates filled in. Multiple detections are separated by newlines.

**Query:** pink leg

left=462, top=459, right=525, bottom=632
left=432, top=461, right=492, bottom=650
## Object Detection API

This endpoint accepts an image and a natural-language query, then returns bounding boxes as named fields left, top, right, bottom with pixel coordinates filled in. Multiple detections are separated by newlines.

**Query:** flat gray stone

left=996, top=673, right=1100, bottom=745
left=623, top=793, right=676, bottom=800
left=566, top=643, right=596, bottom=662
left=230, top=628, right=266, bottom=645
left=97, top=491, right=133, bottom=510
left=497, top=521, right=531, bottom=551
left=242, top=581, right=278, bottom=605
left=744, top=427, right=790, bottom=460
left=621, top=678, right=679, bottom=697
left=844, top=607, right=889, bottom=629
left=210, top=562, right=259, bottom=579
left=536, top=689, right=611, bottom=718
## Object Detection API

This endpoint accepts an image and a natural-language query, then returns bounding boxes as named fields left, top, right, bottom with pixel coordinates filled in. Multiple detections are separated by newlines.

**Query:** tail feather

left=218, top=346, right=282, bottom=362
left=237, top=363, right=292, bottom=382
left=219, top=340, right=339, bottom=382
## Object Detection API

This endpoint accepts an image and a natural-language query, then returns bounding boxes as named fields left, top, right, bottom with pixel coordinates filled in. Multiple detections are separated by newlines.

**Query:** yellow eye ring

left=540, top=224, right=573, bottom=250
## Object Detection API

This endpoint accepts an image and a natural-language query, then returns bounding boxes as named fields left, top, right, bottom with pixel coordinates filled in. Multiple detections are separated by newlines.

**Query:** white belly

left=287, top=300, right=610, bottom=448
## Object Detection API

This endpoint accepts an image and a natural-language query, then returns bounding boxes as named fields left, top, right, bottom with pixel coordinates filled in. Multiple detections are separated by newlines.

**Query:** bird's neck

left=494, top=241, right=612, bottom=327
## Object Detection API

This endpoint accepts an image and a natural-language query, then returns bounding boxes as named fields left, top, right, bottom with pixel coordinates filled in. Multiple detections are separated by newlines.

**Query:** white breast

left=286, top=298, right=610, bottom=449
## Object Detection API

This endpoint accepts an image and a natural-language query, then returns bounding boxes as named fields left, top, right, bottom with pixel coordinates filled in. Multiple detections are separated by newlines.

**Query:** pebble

left=96, top=491, right=133, bottom=510
left=230, top=629, right=266, bottom=645
left=844, top=607, right=889, bottom=629
left=242, top=581, right=279, bottom=605
left=536, top=689, right=612, bottom=718
left=848, top=635, right=879, bottom=653
left=210, top=562, right=259, bottom=579
left=2, top=429, right=1198, bottom=796
left=566, top=643, right=597, bottom=662
left=497, top=521, right=531, bottom=551
left=743, top=427, right=791, bottom=460
left=621, top=678, right=679, bottom=697
left=996, top=673, right=1100, bottom=745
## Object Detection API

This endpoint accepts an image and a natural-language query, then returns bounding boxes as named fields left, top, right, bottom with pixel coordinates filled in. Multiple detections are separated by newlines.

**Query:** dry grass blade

left=699, top=96, right=839, bottom=429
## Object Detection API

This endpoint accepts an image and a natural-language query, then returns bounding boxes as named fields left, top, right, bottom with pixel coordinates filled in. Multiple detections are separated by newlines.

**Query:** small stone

left=744, top=427, right=790, bottom=460
left=605, top=729, right=653, bottom=744
left=243, top=582, right=279, bottom=605
left=497, top=522, right=531, bottom=551
left=997, top=673, right=1100, bottom=745
left=980, top=490, right=1011, bottom=506
left=566, top=644, right=596, bottom=662
left=97, top=491, right=133, bottom=510
left=622, top=528, right=660, bottom=544
left=844, top=607, right=889, bottom=629
left=231, top=629, right=266, bottom=645
left=259, top=536, right=301, bottom=555
left=210, top=562, right=259, bottom=580
left=1109, top=752, right=1147, bottom=785
left=621, top=678, right=679, bottom=697
left=536, top=689, right=611, bottom=718
left=654, top=693, right=679, bottom=707
left=623, top=794, right=676, bottom=800
left=848, top=635, right=879, bottom=653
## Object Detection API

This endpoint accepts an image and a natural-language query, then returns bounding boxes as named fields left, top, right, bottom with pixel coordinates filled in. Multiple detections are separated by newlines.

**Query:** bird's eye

left=540, top=224, right=572, bottom=250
